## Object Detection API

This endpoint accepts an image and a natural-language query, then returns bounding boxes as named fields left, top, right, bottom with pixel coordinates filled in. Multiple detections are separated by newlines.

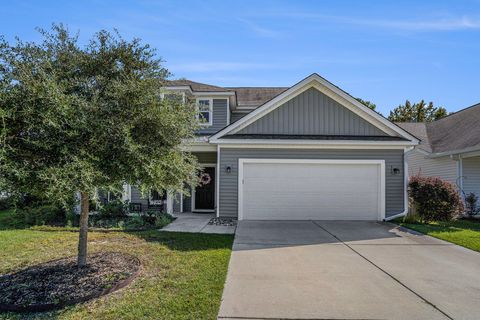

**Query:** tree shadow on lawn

left=133, top=230, right=234, bottom=252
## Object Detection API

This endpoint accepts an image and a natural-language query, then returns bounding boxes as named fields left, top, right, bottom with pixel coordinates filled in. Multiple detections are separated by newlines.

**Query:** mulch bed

left=208, top=217, right=237, bottom=226
left=0, top=252, right=141, bottom=313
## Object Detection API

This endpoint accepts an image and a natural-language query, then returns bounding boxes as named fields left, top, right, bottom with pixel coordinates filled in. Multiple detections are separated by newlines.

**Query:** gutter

left=427, top=145, right=480, bottom=158
left=383, top=146, right=414, bottom=221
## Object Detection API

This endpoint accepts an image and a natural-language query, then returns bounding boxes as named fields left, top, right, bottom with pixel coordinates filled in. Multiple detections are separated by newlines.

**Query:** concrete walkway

left=161, top=213, right=235, bottom=234
left=218, top=220, right=480, bottom=320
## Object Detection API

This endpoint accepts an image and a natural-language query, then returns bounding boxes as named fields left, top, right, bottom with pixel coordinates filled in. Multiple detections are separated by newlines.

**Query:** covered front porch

left=125, top=151, right=218, bottom=215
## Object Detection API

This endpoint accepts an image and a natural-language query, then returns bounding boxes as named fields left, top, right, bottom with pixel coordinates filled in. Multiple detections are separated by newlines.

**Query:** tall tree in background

left=388, top=100, right=447, bottom=122
left=0, top=25, right=199, bottom=266
left=355, top=97, right=377, bottom=111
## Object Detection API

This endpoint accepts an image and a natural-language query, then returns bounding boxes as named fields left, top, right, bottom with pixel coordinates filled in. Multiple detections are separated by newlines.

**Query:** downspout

left=216, top=144, right=220, bottom=218
left=384, top=147, right=413, bottom=221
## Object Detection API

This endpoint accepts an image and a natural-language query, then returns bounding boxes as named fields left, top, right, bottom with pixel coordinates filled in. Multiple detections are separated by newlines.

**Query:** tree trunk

left=77, top=191, right=89, bottom=267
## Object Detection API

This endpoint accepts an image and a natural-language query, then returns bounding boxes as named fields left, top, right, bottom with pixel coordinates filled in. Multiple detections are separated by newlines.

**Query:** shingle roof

left=165, top=79, right=288, bottom=108
left=165, top=79, right=230, bottom=92
left=396, top=122, right=432, bottom=153
left=226, top=87, right=288, bottom=109
left=396, top=103, right=480, bottom=155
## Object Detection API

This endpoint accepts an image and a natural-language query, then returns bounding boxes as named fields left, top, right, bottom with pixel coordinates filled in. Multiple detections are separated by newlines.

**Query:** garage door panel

left=241, top=161, right=383, bottom=220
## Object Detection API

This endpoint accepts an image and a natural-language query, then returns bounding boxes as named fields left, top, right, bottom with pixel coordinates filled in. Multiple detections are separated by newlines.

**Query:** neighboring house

left=122, top=73, right=419, bottom=221
left=397, top=103, right=480, bottom=199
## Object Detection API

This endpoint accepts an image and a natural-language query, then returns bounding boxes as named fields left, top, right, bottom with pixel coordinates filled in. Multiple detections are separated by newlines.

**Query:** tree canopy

left=0, top=25, right=200, bottom=265
left=387, top=100, right=447, bottom=122
left=355, top=97, right=377, bottom=111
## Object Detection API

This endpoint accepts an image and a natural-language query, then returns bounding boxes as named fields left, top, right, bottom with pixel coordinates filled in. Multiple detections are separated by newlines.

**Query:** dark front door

left=194, top=167, right=215, bottom=211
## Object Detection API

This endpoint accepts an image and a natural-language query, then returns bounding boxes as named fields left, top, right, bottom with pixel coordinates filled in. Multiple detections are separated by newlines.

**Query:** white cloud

left=262, top=12, right=480, bottom=32
left=348, top=16, right=480, bottom=31
left=237, top=18, right=281, bottom=38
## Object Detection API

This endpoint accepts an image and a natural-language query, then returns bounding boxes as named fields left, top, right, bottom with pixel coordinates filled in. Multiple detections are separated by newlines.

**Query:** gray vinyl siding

left=405, top=149, right=458, bottom=184
left=219, top=148, right=405, bottom=218
left=231, top=112, right=249, bottom=123
left=463, top=157, right=480, bottom=196
left=196, top=99, right=228, bottom=135
left=238, top=88, right=389, bottom=136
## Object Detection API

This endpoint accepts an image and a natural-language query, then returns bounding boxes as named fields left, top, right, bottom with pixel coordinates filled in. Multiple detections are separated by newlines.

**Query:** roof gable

left=210, top=73, right=419, bottom=144
left=237, top=87, right=389, bottom=136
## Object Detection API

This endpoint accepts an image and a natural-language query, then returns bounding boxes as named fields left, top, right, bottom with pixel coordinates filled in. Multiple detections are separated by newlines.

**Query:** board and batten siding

left=196, top=99, right=228, bottom=135
left=463, top=157, right=480, bottom=196
left=237, top=87, right=389, bottom=136
left=219, top=148, right=405, bottom=218
left=405, top=149, right=458, bottom=184
left=231, top=112, right=249, bottom=123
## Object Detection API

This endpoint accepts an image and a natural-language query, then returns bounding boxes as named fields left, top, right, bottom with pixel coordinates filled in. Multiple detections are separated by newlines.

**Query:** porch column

left=122, top=183, right=131, bottom=202
left=166, top=191, right=174, bottom=214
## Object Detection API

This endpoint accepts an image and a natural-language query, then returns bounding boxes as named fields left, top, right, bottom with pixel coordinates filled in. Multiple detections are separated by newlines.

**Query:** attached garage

left=238, top=159, right=385, bottom=221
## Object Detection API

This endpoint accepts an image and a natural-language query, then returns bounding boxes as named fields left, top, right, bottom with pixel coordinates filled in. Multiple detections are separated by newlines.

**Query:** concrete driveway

left=218, top=221, right=480, bottom=320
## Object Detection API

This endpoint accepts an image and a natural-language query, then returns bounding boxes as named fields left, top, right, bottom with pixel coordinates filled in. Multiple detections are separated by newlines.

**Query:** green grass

left=0, top=229, right=233, bottom=319
left=397, top=219, right=480, bottom=252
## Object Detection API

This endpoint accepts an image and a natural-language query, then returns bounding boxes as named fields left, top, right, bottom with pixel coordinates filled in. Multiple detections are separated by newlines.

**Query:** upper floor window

left=197, top=98, right=213, bottom=126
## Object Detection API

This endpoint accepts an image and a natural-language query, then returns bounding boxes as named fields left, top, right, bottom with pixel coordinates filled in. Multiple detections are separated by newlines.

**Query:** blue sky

left=1, top=0, right=480, bottom=115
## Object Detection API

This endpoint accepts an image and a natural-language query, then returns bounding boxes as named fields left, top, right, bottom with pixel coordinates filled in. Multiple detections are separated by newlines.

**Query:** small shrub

left=465, top=193, right=478, bottom=216
left=409, top=176, right=464, bottom=222
left=97, top=200, right=128, bottom=219
left=124, top=215, right=146, bottom=229
left=0, top=197, right=11, bottom=210
left=155, top=213, right=174, bottom=228
left=20, top=205, right=67, bottom=226
left=141, top=210, right=158, bottom=225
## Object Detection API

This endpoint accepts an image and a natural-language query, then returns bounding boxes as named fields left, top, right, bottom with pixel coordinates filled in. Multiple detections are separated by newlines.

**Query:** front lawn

left=397, top=219, right=480, bottom=252
left=0, top=229, right=233, bottom=319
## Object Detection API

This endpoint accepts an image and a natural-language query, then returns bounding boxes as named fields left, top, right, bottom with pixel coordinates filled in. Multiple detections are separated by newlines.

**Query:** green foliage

left=409, top=176, right=464, bottom=222
left=355, top=97, right=377, bottom=111
left=20, top=205, right=67, bottom=226
left=124, top=215, right=146, bottom=229
left=465, top=193, right=478, bottom=216
left=0, top=24, right=200, bottom=209
left=155, top=212, right=174, bottom=228
left=0, top=197, right=11, bottom=210
left=97, top=200, right=128, bottom=219
left=0, top=209, right=25, bottom=230
left=388, top=100, right=448, bottom=122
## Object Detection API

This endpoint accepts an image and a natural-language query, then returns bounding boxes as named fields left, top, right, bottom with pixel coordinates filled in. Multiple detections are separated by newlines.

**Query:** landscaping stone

left=208, top=217, right=237, bottom=226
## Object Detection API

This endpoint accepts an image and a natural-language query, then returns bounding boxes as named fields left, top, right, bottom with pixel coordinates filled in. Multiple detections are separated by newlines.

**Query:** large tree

left=388, top=100, right=447, bottom=122
left=0, top=25, right=199, bottom=266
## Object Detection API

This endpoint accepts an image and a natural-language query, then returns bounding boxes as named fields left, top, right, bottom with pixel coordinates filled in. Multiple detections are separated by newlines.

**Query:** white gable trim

left=209, top=74, right=419, bottom=144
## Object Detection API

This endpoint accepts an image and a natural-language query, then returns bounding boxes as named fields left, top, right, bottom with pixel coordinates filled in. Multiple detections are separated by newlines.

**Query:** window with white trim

left=196, top=98, right=213, bottom=126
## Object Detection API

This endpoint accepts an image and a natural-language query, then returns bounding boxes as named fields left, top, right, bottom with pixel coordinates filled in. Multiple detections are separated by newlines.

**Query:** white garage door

left=239, top=159, right=385, bottom=220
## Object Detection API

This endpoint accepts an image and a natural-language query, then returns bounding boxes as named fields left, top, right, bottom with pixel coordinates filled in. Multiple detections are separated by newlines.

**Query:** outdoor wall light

left=392, top=167, right=401, bottom=175
left=225, top=165, right=232, bottom=174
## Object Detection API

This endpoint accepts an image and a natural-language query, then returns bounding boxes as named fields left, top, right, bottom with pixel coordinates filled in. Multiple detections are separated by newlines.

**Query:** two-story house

left=121, top=73, right=419, bottom=221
